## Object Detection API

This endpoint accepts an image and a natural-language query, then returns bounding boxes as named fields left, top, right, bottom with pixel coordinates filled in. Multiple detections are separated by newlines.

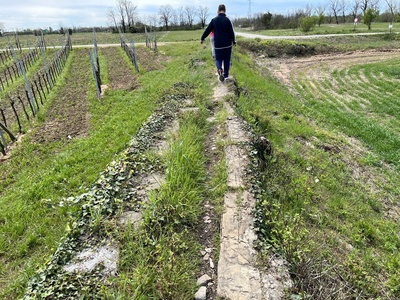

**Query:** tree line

left=1, top=0, right=399, bottom=36
left=107, top=0, right=209, bottom=32
left=241, top=0, right=400, bottom=32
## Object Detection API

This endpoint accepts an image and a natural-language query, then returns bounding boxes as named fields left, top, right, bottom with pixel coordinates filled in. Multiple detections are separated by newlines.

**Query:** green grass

left=158, top=29, right=203, bottom=42
left=0, top=48, right=58, bottom=100
left=232, top=46, right=400, bottom=298
left=95, top=45, right=216, bottom=298
left=0, top=42, right=204, bottom=298
left=102, top=111, right=208, bottom=299
left=295, top=58, right=400, bottom=166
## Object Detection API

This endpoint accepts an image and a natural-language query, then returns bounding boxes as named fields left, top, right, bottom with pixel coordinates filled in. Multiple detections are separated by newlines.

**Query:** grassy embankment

left=233, top=36, right=400, bottom=298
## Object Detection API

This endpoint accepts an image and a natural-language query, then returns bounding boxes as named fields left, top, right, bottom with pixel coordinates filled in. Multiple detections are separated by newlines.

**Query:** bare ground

left=101, top=47, right=139, bottom=91
left=32, top=48, right=91, bottom=143
left=262, top=49, right=400, bottom=88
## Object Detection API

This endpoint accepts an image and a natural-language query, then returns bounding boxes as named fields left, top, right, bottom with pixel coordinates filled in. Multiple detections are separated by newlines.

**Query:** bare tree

left=116, top=0, right=127, bottom=32
left=107, top=7, right=119, bottom=31
left=177, top=6, right=185, bottom=26
left=385, top=0, right=398, bottom=22
left=121, top=0, right=137, bottom=29
left=147, top=14, right=159, bottom=28
left=185, top=6, right=196, bottom=28
left=197, top=6, right=209, bottom=29
left=330, top=0, right=342, bottom=24
left=341, top=0, right=348, bottom=22
left=159, top=5, right=174, bottom=30
left=172, top=10, right=179, bottom=27
left=315, top=3, right=327, bottom=15
left=350, top=0, right=361, bottom=19
left=305, top=3, right=314, bottom=16
left=360, top=0, right=380, bottom=13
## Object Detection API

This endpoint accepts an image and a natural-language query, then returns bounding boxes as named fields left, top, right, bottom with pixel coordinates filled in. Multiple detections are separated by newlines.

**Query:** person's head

left=218, top=4, right=226, bottom=13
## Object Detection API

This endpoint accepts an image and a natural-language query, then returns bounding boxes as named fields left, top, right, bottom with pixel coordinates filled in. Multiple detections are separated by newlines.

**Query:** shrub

left=299, top=16, right=318, bottom=33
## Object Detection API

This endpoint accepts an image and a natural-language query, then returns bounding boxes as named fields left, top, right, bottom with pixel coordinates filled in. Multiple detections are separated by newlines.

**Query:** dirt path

left=101, top=47, right=139, bottom=91
left=206, top=80, right=292, bottom=300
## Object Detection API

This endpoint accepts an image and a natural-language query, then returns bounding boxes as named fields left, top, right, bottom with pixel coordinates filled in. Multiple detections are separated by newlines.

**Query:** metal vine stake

left=89, top=28, right=102, bottom=99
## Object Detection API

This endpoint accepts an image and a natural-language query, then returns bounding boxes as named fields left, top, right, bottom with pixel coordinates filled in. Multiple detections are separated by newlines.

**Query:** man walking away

left=201, top=4, right=236, bottom=82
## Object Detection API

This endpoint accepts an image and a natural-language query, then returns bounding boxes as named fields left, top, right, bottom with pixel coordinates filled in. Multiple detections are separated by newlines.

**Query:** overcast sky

left=0, top=1, right=315, bottom=31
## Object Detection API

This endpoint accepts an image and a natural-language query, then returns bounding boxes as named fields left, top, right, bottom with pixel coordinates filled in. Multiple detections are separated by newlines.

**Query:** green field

left=238, top=21, right=400, bottom=36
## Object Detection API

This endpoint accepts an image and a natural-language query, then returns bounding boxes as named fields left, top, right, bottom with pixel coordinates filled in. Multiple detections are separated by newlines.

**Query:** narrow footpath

left=205, top=79, right=292, bottom=300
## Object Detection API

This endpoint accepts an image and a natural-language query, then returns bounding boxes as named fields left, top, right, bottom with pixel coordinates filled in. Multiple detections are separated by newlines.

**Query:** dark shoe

left=218, top=69, right=224, bottom=82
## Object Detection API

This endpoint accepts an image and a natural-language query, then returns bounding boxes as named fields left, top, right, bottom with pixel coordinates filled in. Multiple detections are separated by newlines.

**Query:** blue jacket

left=201, top=13, right=236, bottom=49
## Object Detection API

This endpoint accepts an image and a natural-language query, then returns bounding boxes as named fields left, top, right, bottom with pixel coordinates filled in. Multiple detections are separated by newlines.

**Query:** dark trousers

left=215, top=46, right=232, bottom=78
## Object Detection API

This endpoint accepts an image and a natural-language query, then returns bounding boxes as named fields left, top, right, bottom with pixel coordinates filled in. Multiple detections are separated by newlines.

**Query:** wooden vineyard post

left=129, top=41, right=139, bottom=72
left=153, top=29, right=158, bottom=53
left=66, top=31, right=72, bottom=51
left=0, top=138, right=5, bottom=155
left=18, top=95, right=30, bottom=120
left=14, top=31, right=21, bottom=52
left=39, top=30, right=47, bottom=51
left=30, top=84, right=40, bottom=111
left=0, top=122, right=17, bottom=142
left=10, top=99, right=22, bottom=133
left=0, top=130, right=6, bottom=155
left=118, top=27, right=124, bottom=47
left=25, top=89, right=36, bottom=116
left=34, top=79, right=44, bottom=104
left=39, top=75, right=47, bottom=97
left=42, top=74, right=49, bottom=93
left=0, top=108, right=7, bottom=128
left=93, top=28, right=100, bottom=82
left=7, top=67, right=13, bottom=84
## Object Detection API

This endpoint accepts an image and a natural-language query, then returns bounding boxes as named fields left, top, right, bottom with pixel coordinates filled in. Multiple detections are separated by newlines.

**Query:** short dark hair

left=218, top=4, right=226, bottom=12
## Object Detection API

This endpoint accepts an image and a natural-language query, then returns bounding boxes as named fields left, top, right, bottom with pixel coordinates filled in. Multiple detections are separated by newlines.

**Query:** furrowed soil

left=32, top=49, right=91, bottom=143
left=254, top=48, right=400, bottom=299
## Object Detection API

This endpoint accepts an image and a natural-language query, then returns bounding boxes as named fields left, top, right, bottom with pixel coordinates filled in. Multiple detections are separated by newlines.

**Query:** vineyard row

left=0, top=42, right=72, bottom=155
left=0, top=47, right=41, bottom=91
